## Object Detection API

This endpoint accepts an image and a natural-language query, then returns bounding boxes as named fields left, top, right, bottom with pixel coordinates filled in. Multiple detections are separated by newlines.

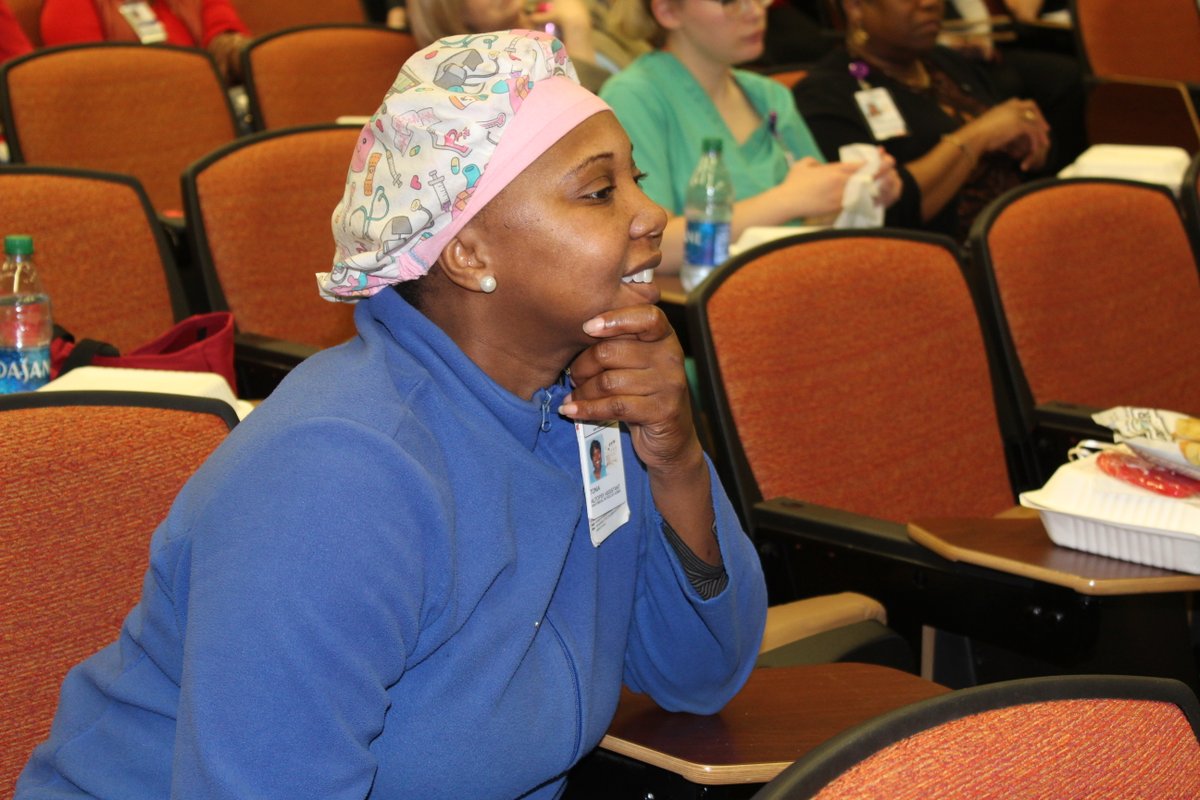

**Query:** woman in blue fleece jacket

left=16, top=29, right=768, bottom=800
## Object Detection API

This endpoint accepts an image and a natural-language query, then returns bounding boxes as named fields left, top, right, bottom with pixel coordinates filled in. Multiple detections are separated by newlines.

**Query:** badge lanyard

left=849, top=60, right=909, bottom=141
left=118, top=1, right=168, bottom=43
left=575, top=421, right=629, bottom=547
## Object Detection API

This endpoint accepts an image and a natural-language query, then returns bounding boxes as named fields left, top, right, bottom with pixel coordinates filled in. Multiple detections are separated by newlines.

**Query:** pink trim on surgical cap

left=409, top=77, right=609, bottom=271
left=317, top=30, right=612, bottom=302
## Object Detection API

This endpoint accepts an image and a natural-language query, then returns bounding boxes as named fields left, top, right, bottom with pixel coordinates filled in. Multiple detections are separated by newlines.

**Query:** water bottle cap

left=701, top=138, right=723, bottom=156
left=4, top=234, right=33, bottom=256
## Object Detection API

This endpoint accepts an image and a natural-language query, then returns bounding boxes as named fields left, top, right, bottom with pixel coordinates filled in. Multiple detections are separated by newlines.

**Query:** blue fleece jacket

left=17, top=289, right=767, bottom=800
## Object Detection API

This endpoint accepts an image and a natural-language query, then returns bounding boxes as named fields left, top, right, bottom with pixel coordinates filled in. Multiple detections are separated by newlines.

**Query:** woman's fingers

left=1012, top=102, right=1051, bottom=171
left=560, top=304, right=695, bottom=461
left=781, top=160, right=861, bottom=217
left=566, top=337, right=685, bottom=417
left=580, top=304, right=672, bottom=344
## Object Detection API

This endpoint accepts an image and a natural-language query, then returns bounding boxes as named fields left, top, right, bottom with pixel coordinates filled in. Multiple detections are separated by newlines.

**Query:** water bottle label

left=0, top=345, right=51, bottom=392
left=684, top=220, right=731, bottom=268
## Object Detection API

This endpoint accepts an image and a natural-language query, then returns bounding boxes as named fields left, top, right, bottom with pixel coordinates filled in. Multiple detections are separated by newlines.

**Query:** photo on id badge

left=576, top=421, right=629, bottom=546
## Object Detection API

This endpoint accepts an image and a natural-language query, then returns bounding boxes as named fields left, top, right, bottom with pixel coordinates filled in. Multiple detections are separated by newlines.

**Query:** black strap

left=59, top=338, right=121, bottom=376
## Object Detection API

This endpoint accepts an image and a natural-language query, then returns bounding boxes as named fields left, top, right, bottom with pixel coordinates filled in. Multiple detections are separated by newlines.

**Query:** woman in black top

left=792, top=0, right=1052, bottom=239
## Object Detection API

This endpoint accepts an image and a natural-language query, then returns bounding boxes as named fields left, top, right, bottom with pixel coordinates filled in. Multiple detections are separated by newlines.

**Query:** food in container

left=1020, top=448, right=1200, bottom=574
left=1095, top=450, right=1200, bottom=499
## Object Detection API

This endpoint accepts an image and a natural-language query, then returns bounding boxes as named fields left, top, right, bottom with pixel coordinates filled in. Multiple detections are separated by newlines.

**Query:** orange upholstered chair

left=688, top=229, right=1026, bottom=527
left=242, top=24, right=418, bottom=131
left=0, top=166, right=189, bottom=352
left=228, top=0, right=367, bottom=38
left=182, top=123, right=360, bottom=396
left=762, top=66, right=809, bottom=91
left=0, top=43, right=240, bottom=214
left=1072, top=0, right=1200, bottom=83
left=1083, top=76, right=1200, bottom=152
left=968, top=178, right=1200, bottom=479
left=750, top=674, right=1200, bottom=799
left=687, top=229, right=1044, bottom=683
left=0, top=390, right=237, bottom=792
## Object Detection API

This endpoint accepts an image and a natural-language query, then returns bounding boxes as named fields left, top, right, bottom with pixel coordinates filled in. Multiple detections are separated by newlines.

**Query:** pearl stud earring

left=479, top=275, right=497, bottom=293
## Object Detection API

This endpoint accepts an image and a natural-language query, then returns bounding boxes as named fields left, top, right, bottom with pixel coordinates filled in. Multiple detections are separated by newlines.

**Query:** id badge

left=575, top=421, right=629, bottom=547
left=854, top=87, right=908, bottom=141
left=119, top=1, right=168, bottom=43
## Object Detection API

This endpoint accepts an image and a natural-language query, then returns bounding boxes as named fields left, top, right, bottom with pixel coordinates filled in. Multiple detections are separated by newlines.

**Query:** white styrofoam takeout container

left=1020, top=452, right=1200, bottom=573
left=1058, top=144, right=1191, bottom=194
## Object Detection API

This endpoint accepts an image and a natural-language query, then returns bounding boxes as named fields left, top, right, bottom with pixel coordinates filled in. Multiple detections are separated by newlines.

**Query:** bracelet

left=942, top=132, right=975, bottom=163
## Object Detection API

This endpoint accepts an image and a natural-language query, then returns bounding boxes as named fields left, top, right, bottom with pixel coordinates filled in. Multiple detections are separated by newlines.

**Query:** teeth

left=621, top=268, right=654, bottom=284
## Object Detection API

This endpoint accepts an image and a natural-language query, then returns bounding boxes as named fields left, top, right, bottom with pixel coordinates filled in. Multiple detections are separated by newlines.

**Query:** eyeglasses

left=706, top=0, right=772, bottom=15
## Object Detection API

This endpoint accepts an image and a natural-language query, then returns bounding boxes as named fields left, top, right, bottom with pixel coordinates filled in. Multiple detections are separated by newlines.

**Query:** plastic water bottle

left=681, top=138, right=733, bottom=292
left=0, top=235, right=53, bottom=393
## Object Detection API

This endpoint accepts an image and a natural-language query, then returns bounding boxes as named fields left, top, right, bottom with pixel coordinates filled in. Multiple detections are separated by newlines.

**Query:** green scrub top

left=601, top=51, right=824, bottom=215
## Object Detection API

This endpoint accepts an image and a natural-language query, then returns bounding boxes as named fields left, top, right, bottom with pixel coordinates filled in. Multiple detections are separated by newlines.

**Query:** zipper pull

left=540, top=389, right=552, bottom=433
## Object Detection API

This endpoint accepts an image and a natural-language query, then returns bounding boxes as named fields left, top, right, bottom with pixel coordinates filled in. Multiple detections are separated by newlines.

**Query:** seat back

left=751, top=674, right=1200, bottom=799
left=763, top=66, right=809, bottom=90
left=687, top=230, right=1021, bottom=526
left=243, top=24, right=418, bottom=130
left=228, top=0, right=367, bottom=37
left=969, top=178, right=1200, bottom=418
left=1084, top=76, right=1200, bottom=152
left=0, top=391, right=237, bottom=791
left=0, top=43, right=239, bottom=214
left=182, top=124, right=359, bottom=349
left=1072, top=0, right=1200, bottom=83
left=0, top=166, right=187, bottom=352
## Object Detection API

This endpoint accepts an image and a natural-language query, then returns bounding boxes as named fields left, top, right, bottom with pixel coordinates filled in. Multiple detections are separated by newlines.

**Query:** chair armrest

left=1030, top=401, right=1110, bottom=482
left=755, top=497, right=1200, bottom=689
left=1009, top=18, right=1074, bottom=53
left=1083, top=75, right=1200, bottom=152
left=234, top=332, right=318, bottom=399
left=752, top=497, right=1101, bottom=659
left=761, top=592, right=887, bottom=654
left=156, top=212, right=210, bottom=317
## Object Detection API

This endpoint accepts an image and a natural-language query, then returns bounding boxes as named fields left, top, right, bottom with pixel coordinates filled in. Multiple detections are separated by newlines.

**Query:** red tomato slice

left=1096, top=451, right=1200, bottom=499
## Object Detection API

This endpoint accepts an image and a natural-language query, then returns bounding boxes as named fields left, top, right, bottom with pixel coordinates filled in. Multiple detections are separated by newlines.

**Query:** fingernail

left=582, top=317, right=604, bottom=335
left=559, top=402, right=577, bottom=416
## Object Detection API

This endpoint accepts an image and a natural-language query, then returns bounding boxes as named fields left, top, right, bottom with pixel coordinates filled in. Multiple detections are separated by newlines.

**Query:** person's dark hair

left=393, top=277, right=426, bottom=310
left=590, top=439, right=602, bottom=457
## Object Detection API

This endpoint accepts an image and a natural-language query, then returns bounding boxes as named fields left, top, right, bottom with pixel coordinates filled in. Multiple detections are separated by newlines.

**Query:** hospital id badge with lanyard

left=575, top=421, right=629, bottom=547
left=854, top=87, right=908, bottom=141
left=119, top=1, right=168, bottom=43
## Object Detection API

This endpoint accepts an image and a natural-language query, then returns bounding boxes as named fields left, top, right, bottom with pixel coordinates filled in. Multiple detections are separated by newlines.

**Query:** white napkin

left=729, top=224, right=825, bottom=256
left=833, top=143, right=884, bottom=229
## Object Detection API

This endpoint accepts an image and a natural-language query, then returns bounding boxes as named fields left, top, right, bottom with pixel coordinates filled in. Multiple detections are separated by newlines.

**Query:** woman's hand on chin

left=565, top=303, right=717, bottom=557
left=559, top=304, right=702, bottom=474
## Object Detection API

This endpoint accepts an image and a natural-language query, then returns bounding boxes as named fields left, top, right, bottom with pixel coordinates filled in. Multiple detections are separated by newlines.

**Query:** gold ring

left=1022, top=110, right=1037, bottom=121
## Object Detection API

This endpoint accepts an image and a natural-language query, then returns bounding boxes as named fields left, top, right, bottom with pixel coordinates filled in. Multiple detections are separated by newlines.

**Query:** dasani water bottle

left=681, top=138, right=733, bottom=292
left=0, top=235, right=53, bottom=393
